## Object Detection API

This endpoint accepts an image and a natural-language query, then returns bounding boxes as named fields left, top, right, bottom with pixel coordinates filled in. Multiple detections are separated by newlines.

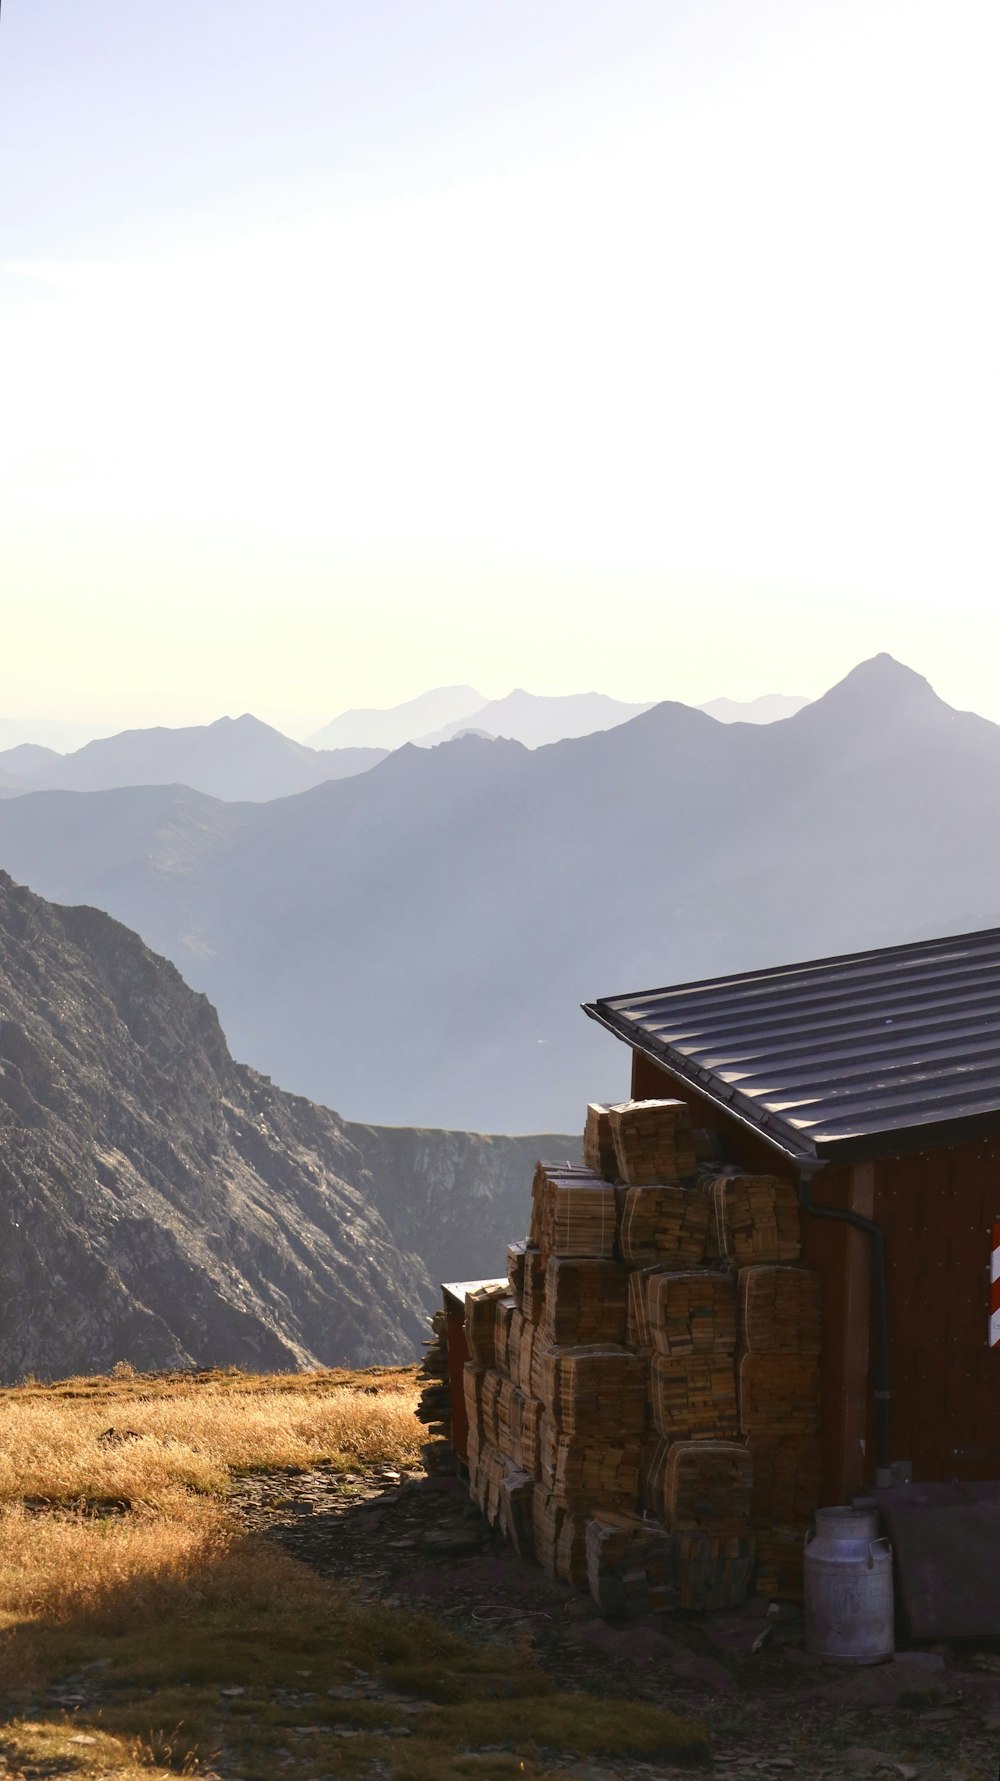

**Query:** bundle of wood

left=470, top=1437, right=504, bottom=1525
left=626, top=1265, right=671, bottom=1353
left=754, top=1524, right=808, bottom=1603
left=583, top=1102, right=620, bottom=1180
left=675, top=1530, right=755, bottom=1610
left=538, top=1345, right=647, bottom=1438
left=415, top=1307, right=452, bottom=1471
left=517, top=1319, right=538, bottom=1397
left=498, top=1462, right=535, bottom=1560
left=617, top=1182, right=710, bottom=1267
left=585, top=1511, right=676, bottom=1618
left=639, top=1435, right=670, bottom=1515
left=519, top=1394, right=543, bottom=1478
left=521, top=1247, right=548, bottom=1325
left=496, top=1377, right=519, bottom=1459
left=609, top=1099, right=697, bottom=1186
left=508, top=1308, right=526, bottom=1389
left=646, top=1270, right=737, bottom=1358
left=463, top=1361, right=486, bottom=1453
left=748, top=1436, right=822, bottom=1528
left=465, top=1284, right=507, bottom=1366
left=738, top=1265, right=822, bottom=1353
left=703, top=1173, right=801, bottom=1266
left=533, top=1162, right=618, bottom=1260
left=481, top=1368, right=504, bottom=1447
left=494, top=1294, right=518, bottom=1377
left=532, top=1486, right=563, bottom=1580
left=556, top=1510, right=589, bottom=1587
left=529, top=1330, right=552, bottom=1403
left=540, top=1415, right=641, bottom=1510
left=661, top=1440, right=753, bottom=1533
left=738, top=1354, right=821, bottom=1438
left=542, top=1257, right=628, bottom=1347
left=507, top=1239, right=528, bottom=1299
left=650, top=1353, right=739, bottom=1442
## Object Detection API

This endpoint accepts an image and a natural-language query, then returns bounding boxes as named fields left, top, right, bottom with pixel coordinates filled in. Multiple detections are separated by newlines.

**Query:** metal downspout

left=798, top=1164, right=892, bottom=1478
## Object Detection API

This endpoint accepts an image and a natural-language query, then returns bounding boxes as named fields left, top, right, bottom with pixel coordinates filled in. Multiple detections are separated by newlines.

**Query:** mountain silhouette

left=0, top=655, right=996, bottom=1132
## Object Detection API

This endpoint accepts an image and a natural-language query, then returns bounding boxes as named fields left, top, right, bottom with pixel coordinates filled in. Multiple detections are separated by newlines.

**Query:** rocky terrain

left=0, top=874, right=572, bottom=1380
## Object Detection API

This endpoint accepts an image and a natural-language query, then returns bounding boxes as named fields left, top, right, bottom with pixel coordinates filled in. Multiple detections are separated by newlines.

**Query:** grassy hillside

left=0, top=1367, right=703, bottom=1781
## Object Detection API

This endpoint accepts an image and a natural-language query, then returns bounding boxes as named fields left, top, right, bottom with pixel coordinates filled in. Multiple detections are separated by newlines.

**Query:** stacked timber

left=494, top=1293, right=518, bottom=1376
left=674, top=1531, right=756, bottom=1611
left=646, top=1270, right=737, bottom=1357
left=583, top=1102, right=620, bottom=1180
left=704, top=1172, right=801, bottom=1266
left=661, top=1441, right=753, bottom=1533
left=736, top=1262, right=823, bottom=1601
left=617, top=1183, right=710, bottom=1267
left=534, top=1162, right=618, bottom=1260
left=465, top=1284, right=507, bottom=1366
left=586, top=1511, right=675, bottom=1617
left=650, top=1353, right=739, bottom=1443
left=522, top=1248, right=548, bottom=1325
left=626, top=1264, right=671, bottom=1354
left=540, top=1413, right=642, bottom=1510
left=542, top=1257, right=628, bottom=1346
left=415, top=1306, right=453, bottom=1472
left=499, top=1462, right=535, bottom=1559
left=609, top=1099, right=697, bottom=1185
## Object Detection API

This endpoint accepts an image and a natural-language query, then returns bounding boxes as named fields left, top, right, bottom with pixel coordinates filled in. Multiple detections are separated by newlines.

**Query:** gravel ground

left=228, top=1462, right=1000, bottom=1781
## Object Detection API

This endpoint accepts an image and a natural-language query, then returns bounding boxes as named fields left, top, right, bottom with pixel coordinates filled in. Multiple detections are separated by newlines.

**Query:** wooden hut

left=584, top=926, right=1000, bottom=1506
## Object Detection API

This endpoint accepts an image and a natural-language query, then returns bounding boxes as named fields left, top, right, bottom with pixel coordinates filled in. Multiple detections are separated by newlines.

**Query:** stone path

left=227, top=1462, right=1000, bottom=1781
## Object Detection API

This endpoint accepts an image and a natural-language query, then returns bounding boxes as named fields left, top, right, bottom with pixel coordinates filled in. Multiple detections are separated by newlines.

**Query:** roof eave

left=582, top=999, right=818, bottom=1166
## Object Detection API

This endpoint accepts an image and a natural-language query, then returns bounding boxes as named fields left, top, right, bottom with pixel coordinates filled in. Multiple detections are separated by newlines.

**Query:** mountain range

left=0, top=871, right=574, bottom=1379
left=0, top=655, right=995, bottom=1134
left=0, top=716, right=386, bottom=804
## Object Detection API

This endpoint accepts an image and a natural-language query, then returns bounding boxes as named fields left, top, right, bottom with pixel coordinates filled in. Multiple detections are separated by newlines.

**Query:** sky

left=2, top=0, right=999, bottom=741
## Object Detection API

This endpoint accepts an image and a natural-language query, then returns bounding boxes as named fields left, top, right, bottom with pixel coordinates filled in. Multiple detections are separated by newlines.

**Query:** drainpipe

left=797, top=1163, right=892, bottom=1480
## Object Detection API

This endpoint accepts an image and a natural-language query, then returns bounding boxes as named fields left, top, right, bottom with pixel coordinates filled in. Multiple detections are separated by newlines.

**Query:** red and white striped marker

left=991, top=1222, right=1000, bottom=1349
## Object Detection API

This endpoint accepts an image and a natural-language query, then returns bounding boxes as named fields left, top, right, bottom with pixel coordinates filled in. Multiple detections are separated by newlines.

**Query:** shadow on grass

left=0, top=1504, right=709, bottom=1779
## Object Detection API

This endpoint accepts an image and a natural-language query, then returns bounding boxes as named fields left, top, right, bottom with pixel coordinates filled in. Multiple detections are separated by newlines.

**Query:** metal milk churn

left=803, top=1505, right=894, bottom=1663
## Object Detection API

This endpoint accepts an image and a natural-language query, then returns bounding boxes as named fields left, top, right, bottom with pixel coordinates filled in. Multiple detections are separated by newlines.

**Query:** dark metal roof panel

left=583, top=926, right=1000, bottom=1162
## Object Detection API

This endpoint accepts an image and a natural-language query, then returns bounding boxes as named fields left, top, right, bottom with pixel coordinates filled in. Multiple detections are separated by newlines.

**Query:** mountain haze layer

left=414, top=689, right=655, bottom=748
left=0, top=717, right=386, bottom=804
left=0, top=874, right=576, bottom=1378
left=307, top=687, right=485, bottom=751
left=0, top=656, right=989, bottom=1133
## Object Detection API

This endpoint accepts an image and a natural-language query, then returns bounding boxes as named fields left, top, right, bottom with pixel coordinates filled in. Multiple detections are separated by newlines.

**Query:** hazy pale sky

left=2, top=1, right=998, bottom=739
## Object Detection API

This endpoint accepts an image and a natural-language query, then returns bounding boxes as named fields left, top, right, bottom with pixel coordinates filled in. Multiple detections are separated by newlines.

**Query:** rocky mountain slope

left=0, top=655, right=990, bottom=1133
left=0, top=874, right=573, bottom=1380
left=0, top=715, right=385, bottom=803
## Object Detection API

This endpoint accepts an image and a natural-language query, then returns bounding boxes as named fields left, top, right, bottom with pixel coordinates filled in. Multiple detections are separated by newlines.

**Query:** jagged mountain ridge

left=0, top=655, right=993, bottom=1133
left=0, top=873, right=574, bottom=1379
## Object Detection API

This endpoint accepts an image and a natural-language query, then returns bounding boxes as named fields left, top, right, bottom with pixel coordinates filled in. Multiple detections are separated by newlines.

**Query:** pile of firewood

left=415, top=1307, right=452, bottom=1472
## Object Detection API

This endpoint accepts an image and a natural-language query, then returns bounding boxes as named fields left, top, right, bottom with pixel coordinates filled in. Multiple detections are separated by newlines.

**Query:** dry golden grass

left=0, top=1367, right=707, bottom=1780
left=0, top=1365, right=423, bottom=1505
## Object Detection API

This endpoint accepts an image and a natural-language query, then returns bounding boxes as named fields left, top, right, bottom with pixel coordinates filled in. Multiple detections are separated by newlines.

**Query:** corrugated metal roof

left=583, top=926, right=1000, bottom=1163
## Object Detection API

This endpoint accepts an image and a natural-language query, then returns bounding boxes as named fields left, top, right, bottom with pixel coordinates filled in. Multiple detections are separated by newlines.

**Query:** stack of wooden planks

left=465, top=1283, right=507, bottom=1366
left=540, top=1414, right=642, bottom=1510
left=542, top=1257, right=628, bottom=1346
left=609, top=1099, right=697, bottom=1185
left=646, top=1269, right=737, bottom=1358
left=661, top=1440, right=754, bottom=1532
left=704, top=1172, right=801, bottom=1266
left=651, top=1353, right=739, bottom=1442
left=617, top=1183, right=710, bottom=1267
left=736, top=1261, right=823, bottom=1600
left=534, top=1162, right=618, bottom=1260
left=738, top=1264, right=822, bottom=1353
left=460, top=1097, right=824, bottom=1616
left=585, top=1511, right=676, bottom=1617
left=583, top=1102, right=620, bottom=1180
left=674, top=1531, right=756, bottom=1611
